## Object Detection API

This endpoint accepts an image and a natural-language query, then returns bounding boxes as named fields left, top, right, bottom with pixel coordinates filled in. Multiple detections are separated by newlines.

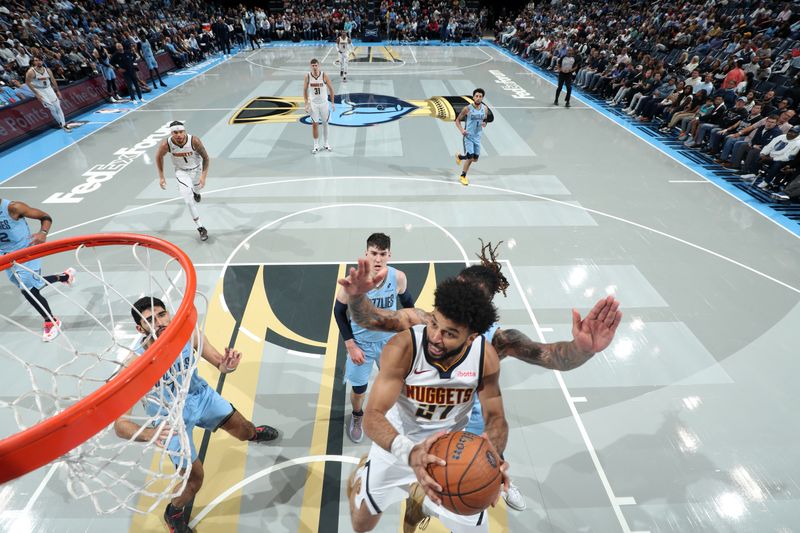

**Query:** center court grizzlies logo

left=230, top=93, right=494, bottom=127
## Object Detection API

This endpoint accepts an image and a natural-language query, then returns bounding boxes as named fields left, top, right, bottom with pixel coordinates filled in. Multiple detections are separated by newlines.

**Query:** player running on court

left=455, top=88, right=489, bottom=186
left=337, top=31, right=351, bottom=82
left=0, top=198, right=75, bottom=341
left=155, top=121, right=211, bottom=242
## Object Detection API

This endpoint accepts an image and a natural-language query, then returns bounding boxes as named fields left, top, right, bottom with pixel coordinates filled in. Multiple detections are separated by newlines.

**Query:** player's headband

left=170, top=124, right=185, bottom=133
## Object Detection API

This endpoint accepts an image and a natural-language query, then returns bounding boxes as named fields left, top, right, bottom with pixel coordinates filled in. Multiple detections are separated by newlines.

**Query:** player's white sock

left=322, top=122, right=329, bottom=145
left=192, top=216, right=203, bottom=228
left=188, top=199, right=201, bottom=222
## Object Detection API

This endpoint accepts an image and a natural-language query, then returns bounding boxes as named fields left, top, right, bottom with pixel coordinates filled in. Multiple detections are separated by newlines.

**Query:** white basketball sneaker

left=503, top=482, right=527, bottom=511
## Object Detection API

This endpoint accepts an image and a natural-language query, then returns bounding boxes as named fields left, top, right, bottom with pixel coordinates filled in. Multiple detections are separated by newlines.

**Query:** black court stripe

left=316, top=336, right=349, bottom=532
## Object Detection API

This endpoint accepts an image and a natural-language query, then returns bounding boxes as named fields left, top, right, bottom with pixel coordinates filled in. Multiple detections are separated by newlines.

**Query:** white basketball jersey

left=30, top=67, right=51, bottom=90
left=386, top=324, right=485, bottom=442
left=307, top=71, right=328, bottom=105
left=167, top=134, right=202, bottom=171
left=337, top=37, right=349, bottom=54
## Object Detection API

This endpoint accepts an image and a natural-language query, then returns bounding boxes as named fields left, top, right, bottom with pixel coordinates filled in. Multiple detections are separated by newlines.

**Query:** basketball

left=426, top=431, right=503, bottom=515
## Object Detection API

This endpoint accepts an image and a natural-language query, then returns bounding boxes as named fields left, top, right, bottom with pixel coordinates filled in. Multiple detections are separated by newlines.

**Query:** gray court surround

left=0, top=44, right=799, bottom=533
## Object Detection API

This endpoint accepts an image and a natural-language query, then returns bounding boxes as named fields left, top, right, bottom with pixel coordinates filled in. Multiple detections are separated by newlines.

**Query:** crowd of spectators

left=380, top=0, right=487, bottom=42
left=497, top=0, right=800, bottom=202
left=0, top=0, right=376, bottom=108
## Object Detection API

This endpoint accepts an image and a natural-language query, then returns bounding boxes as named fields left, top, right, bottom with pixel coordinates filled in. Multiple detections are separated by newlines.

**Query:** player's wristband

left=390, top=435, right=414, bottom=465
left=218, top=362, right=235, bottom=374
left=39, top=228, right=48, bottom=234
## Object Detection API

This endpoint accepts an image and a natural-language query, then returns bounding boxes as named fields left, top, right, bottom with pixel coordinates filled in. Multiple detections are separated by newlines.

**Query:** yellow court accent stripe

left=488, top=500, right=509, bottom=532
left=380, top=46, right=393, bottom=62
left=191, top=265, right=271, bottom=531
left=414, top=262, right=437, bottom=311
left=128, top=278, right=238, bottom=532
left=368, top=47, right=374, bottom=62
left=297, top=263, right=347, bottom=533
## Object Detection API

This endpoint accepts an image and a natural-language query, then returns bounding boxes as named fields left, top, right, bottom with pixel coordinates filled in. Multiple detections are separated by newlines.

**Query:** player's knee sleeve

left=352, top=384, right=368, bottom=394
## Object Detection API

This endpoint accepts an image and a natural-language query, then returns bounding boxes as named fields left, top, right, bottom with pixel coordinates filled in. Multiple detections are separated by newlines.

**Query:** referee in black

left=554, top=47, right=577, bottom=108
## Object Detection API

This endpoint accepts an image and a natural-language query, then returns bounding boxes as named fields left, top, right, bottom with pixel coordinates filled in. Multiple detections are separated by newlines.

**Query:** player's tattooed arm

left=492, top=296, right=622, bottom=371
left=493, top=329, right=593, bottom=371
left=348, top=293, right=430, bottom=332
left=193, top=137, right=210, bottom=170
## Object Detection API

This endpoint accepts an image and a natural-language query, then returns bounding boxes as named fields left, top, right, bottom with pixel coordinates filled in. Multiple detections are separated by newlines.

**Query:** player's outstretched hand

left=159, top=177, right=167, bottom=190
left=219, top=347, right=242, bottom=374
left=337, top=257, right=387, bottom=296
left=572, top=295, right=622, bottom=354
left=409, top=431, right=447, bottom=505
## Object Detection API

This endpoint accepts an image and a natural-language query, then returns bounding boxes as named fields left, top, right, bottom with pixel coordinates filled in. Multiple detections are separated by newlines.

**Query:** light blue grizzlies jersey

left=350, top=266, right=399, bottom=344
left=137, top=339, right=209, bottom=417
left=484, top=322, right=500, bottom=344
left=465, top=103, right=486, bottom=139
left=0, top=199, right=32, bottom=254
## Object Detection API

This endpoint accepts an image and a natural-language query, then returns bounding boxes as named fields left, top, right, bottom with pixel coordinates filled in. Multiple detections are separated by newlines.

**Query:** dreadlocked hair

left=464, top=239, right=509, bottom=296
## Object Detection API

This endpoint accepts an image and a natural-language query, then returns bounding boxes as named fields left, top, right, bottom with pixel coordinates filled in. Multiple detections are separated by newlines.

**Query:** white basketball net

left=0, top=241, right=205, bottom=515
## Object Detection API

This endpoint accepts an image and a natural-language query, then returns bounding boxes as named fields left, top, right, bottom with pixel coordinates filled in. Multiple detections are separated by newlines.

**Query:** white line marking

left=506, top=260, right=635, bottom=533
left=570, top=396, right=588, bottom=403
left=321, top=45, right=335, bottom=64
left=407, top=45, right=417, bottom=63
left=245, top=44, right=493, bottom=74
left=616, top=497, right=637, bottom=506
left=238, top=326, right=261, bottom=343
left=668, top=180, right=712, bottom=183
left=287, top=349, right=322, bottom=359
left=503, top=46, right=799, bottom=240
left=47, top=176, right=800, bottom=295
left=216, top=202, right=470, bottom=314
left=23, top=464, right=59, bottom=511
left=0, top=186, right=37, bottom=189
left=0, top=53, right=232, bottom=185
left=540, top=327, right=554, bottom=332
left=188, top=454, right=360, bottom=527
left=218, top=292, right=229, bottom=314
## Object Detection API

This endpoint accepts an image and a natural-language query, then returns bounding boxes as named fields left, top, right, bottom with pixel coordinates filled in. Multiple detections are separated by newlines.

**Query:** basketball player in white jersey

left=155, top=121, right=211, bottom=241
left=25, top=56, right=71, bottom=132
left=340, top=246, right=622, bottom=517
left=337, top=31, right=351, bottom=81
left=303, top=58, right=335, bottom=154
left=344, top=275, right=510, bottom=533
